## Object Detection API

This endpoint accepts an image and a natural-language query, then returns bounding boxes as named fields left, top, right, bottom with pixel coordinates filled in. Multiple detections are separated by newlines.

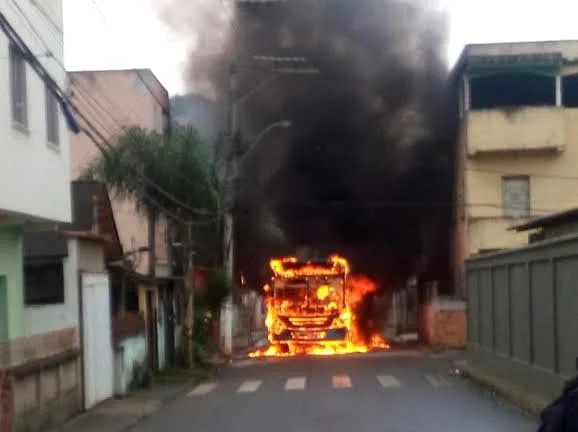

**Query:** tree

left=83, top=125, right=224, bottom=367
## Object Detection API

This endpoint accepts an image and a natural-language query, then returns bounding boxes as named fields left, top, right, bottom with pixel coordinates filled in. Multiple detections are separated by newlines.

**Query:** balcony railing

left=466, top=107, right=565, bottom=156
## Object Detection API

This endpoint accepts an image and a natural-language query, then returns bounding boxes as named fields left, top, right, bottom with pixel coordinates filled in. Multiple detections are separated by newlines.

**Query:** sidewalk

left=233, top=330, right=268, bottom=358
left=46, top=373, right=205, bottom=432
left=454, top=359, right=549, bottom=418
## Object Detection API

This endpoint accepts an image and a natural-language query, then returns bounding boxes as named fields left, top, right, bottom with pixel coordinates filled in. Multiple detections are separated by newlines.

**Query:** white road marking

left=332, top=375, right=352, bottom=388
left=188, top=383, right=216, bottom=396
left=237, top=380, right=262, bottom=393
left=425, top=374, right=451, bottom=387
left=285, top=377, right=307, bottom=391
left=377, top=375, right=401, bottom=388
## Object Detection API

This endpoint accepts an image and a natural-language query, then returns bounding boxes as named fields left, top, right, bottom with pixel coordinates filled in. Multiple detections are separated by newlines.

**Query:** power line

left=8, top=0, right=64, bottom=71
left=0, top=11, right=213, bottom=220
left=27, top=0, right=63, bottom=37
left=82, top=0, right=169, bottom=111
left=70, top=79, right=221, bottom=211
left=71, top=84, right=127, bottom=135
left=280, top=200, right=572, bottom=214
left=467, top=167, right=578, bottom=181
left=87, top=0, right=109, bottom=25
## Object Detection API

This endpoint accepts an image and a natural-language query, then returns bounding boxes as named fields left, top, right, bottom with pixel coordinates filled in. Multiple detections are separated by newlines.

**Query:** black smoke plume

left=158, top=0, right=457, bottom=293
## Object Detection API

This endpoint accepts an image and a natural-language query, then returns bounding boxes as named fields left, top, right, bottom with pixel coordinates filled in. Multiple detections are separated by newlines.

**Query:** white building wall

left=24, top=238, right=79, bottom=336
left=0, top=1, right=71, bottom=224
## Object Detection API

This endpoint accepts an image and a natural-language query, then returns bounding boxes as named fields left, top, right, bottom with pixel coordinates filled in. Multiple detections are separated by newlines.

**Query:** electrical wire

left=68, top=72, right=221, bottom=209
left=8, top=0, right=64, bottom=71
left=87, top=0, right=109, bottom=26
left=467, top=167, right=578, bottom=181
left=26, top=0, right=63, bottom=39
left=70, top=83, right=221, bottom=219
left=84, top=0, right=170, bottom=111
left=0, top=11, right=214, bottom=221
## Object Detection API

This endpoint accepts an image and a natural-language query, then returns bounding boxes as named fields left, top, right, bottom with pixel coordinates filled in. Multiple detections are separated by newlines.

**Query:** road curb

left=454, top=359, right=549, bottom=419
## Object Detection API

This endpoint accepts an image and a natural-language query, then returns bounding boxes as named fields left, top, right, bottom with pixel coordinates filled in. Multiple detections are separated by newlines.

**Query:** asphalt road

left=134, top=350, right=537, bottom=432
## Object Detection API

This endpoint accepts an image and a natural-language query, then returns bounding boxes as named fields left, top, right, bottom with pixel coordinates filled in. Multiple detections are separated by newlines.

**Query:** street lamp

left=237, top=119, right=292, bottom=168
left=221, top=56, right=316, bottom=356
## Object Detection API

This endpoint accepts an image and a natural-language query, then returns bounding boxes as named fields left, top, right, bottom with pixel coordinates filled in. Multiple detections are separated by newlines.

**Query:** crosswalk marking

left=189, top=373, right=453, bottom=396
left=188, top=383, right=216, bottom=396
left=332, top=375, right=352, bottom=388
left=285, top=377, right=306, bottom=391
left=377, top=375, right=401, bottom=388
left=237, top=380, right=262, bottom=393
left=425, top=374, right=451, bottom=387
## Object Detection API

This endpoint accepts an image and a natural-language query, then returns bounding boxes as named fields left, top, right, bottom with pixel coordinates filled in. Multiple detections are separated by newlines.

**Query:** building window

left=470, top=73, right=555, bottom=109
left=502, top=176, right=530, bottom=218
left=9, top=44, right=28, bottom=128
left=45, top=84, right=59, bottom=145
left=24, top=258, right=65, bottom=305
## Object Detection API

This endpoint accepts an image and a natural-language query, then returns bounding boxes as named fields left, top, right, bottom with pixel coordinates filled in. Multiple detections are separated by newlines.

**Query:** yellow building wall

left=464, top=108, right=578, bottom=255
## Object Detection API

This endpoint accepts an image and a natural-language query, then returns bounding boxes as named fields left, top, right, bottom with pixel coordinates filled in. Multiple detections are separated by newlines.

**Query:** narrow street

left=133, top=351, right=537, bottom=432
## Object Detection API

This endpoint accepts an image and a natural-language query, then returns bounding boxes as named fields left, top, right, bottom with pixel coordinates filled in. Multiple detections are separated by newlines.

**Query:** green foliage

left=197, top=267, right=232, bottom=314
left=82, top=124, right=223, bottom=265
left=83, top=125, right=220, bottom=219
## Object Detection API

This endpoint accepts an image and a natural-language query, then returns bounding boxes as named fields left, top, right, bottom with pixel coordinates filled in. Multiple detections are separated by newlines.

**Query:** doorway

left=0, top=276, right=8, bottom=341
left=146, top=290, right=158, bottom=371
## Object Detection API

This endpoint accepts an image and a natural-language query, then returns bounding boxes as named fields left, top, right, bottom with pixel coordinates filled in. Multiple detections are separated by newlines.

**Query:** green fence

left=466, top=234, right=578, bottom=401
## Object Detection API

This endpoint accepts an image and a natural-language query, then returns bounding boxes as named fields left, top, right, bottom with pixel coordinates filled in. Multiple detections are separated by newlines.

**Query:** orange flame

left=250, top=255, right=389, bottom=358
left=270, top=255, right=350, bottom=278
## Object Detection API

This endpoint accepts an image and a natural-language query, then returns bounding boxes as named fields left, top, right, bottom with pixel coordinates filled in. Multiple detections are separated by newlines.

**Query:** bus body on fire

left=265, top=256, right=352, bottom=346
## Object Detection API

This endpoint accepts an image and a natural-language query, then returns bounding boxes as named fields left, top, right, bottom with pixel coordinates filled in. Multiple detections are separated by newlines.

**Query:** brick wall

left=423, top=297, right=467, bottom=348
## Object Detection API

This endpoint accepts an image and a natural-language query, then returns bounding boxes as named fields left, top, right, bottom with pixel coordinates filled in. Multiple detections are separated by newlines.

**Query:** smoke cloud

left=155, top=0, right=456, bottom=291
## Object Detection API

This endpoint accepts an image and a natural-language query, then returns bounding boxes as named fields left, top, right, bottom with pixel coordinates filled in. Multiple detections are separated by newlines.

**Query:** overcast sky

left=63, top=0, right=578, bottom=96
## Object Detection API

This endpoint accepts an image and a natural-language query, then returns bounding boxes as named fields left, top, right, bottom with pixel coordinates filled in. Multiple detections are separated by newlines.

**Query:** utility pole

left=220, top=56, right=319, bottom=356
left=221, top=63, right=237, bottom=356
left=184, top=221, right=195, bottom=367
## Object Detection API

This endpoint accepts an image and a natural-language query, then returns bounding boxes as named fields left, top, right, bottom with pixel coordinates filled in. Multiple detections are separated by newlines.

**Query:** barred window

left=502, top=176, right=530, bottom=218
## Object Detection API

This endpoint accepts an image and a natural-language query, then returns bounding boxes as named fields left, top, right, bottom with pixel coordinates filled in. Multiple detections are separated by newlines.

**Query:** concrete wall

left=114, top=334, right=147, bottom=396
left=467, top=108, right=565, bottom=155
left=24, top=239, right=79, bottom=337
left=466, top=234, right=578, bottom=402
left=12, top=354, right=81, bottom=432
left=453, top=41, right=578, bottom=269
left=0, top=226, right=24, bottom=340
left=464, top=40, right=578, bottom=61
left=0, top=1, right=71, bottom=224
left=461, top=108, right=578, bottom=257
left=467, top=218, right=529, bottom=254
left=454, top=43, right=578, bottom=262
left=76, top=239, right=106, bottom=273
left=68, top=70, right=170, bottom=276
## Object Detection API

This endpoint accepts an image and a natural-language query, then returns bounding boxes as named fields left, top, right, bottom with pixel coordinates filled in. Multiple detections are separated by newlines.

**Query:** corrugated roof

left=511, top=207, right=578, bottom=231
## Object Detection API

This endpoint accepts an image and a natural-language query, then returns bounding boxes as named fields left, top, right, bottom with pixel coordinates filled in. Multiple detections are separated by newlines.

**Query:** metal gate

left=81, top=273, right=114, bottom=409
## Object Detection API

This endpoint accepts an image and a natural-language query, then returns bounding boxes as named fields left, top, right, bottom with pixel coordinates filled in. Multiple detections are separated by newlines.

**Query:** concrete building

left=67, top=69, right=174, bottom=370
left=0, top=0, right=71, bottom=340
left=0, top=2, right=85, bottom=431
left=452, top=40, right=578, bottom=292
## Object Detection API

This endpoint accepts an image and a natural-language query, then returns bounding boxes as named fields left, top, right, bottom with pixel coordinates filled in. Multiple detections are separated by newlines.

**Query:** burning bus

left=251, top=255, right=389, bottom=357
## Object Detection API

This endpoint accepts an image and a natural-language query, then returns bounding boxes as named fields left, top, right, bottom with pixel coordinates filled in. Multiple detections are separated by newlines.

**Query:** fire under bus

left=250, top=255, right=389, bottom=357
